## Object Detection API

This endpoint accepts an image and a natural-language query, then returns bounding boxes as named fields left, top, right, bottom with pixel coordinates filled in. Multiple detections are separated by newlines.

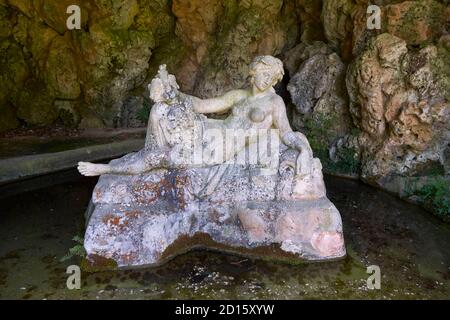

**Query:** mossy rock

left=78, top=110, right=105, bottom=129
left=147, top=37, right=187, bottom=80
left=432, top=37, right=450, bottom=101
left=27, top=21, right=59, bottom=63
left=33, top=0, right=90, bottom=34
left=55, top=100, right=80, bottom=128
left=13, top=80, right=57, bottom=126
left=405, top=175, right=450, bottom=221
left=45, top=35, right=81, bottom=99
left=0, top=5, right=13, bottom=38
left=134, top=0, right=175, bottom=41
left=0, top=39, right=29, bottom=100
left=80, top=254, right=118, bottom=273
left=384, top=0, right=446, bottom=46
left=0, top=104, right=20, bottom=132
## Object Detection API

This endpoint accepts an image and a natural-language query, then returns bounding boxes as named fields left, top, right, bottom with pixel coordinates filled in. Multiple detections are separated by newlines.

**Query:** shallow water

left=0, top=172, right=449, bottom=299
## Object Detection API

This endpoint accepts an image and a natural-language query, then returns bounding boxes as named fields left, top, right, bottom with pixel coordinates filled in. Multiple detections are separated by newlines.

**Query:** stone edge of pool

left=0, top=139, right=145, bottom=185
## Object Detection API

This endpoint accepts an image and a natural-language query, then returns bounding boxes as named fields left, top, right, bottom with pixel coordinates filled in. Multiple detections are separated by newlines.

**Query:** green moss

left=386, top=0, right=445, bottom=45
left=0, top=104, right=20, bottom=132
left=0, top=6, right=12, bottom=38
left=411, top=161, right=446, bottom=177
left=12, top=80, right=57, bottom=126
left=45, top=37, right=80, bottom=99
left=407, top=176, right=450, bottom=221
left=59, top=108, right=78, bottom=128
left=88, top=21, right=155, bottom=77
left=431, top=44, right=450, bottom=101
left=327, top=147, right=360, bottom=175
left=80, top=255, right=118, bottom=273
left=61, top=236, right=118, bottom=272
left=0, top=39, right=29, bottom=100
left=136, top=99, right=151, bottom=123
left=134, top=0, right=175, bottom=43
left=303, top=113, right=360, bottom=175
left=303, top=113, right=336, bottom=154
left=205, top=4, right=264, bottom=75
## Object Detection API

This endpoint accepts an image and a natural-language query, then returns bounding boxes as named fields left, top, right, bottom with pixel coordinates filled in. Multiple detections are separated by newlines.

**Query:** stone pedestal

left=84, top=147, right=346, bottom=268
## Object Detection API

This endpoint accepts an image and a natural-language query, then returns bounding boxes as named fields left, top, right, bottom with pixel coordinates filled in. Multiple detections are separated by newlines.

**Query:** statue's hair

left=149, top=64, right=179, bottom=101
left=249, top=55, right=285, bottom=83
left=154, top=64, right=179, bottom=90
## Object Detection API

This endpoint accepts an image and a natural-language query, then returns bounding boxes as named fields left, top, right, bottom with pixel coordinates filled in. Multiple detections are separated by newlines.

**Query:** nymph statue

left=79, top=57, right=346, bottom=269
left=78, top=57, right=312, bottom=179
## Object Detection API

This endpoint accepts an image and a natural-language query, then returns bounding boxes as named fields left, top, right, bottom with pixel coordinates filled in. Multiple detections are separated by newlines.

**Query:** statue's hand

left=282, top=131, right=313, bottom=176
left=282, top=131, right=302, bottom=151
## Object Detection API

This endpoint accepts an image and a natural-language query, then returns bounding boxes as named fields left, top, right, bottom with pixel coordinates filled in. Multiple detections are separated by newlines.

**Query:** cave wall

left=284, top=0, right=449, bottom=214
left=0, top=0, right=309, bottom=129
left=1, top=0, right=447, bottom=130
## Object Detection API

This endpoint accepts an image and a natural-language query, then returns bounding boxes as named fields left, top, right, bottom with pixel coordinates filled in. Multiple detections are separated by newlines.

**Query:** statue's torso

left=226, top=93, right=274, bottom=131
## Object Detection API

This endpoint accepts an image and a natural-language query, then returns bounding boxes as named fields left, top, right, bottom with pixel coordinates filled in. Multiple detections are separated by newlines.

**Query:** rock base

left=85, top=198, right=345, bottom=268
left=84, top=150, right=346, bottom=268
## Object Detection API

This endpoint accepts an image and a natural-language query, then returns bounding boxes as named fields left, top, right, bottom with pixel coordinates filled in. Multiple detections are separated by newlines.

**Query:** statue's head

left=148, top=65, right=179, bottom=103
left=249, top=56, right=284, bottom=91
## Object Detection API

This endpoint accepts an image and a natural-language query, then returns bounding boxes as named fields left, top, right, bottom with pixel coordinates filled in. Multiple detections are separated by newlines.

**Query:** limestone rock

left=295, top=0, right=324, bottom=43
left=55, top=100, right=80, bottom=128
left=283, top=41, right=333, bottom=77
left=77, top=23, right=155, bottom=127
left=321, top=0, right=373, bottom=59
left=0, top=0, right=174, bottom=129
left=172, top=0, right=299, bottom=97
left=321, top=0, right=449, bottom=59
left=345, top=33, right=449, bottom=186
left=384, top=0, right=447, bottom=46
left=119, top=96, right=146, bottom=128
left=78, top=110, right=105, bottom=129
left=33, top=0, right=90, bottom=34
left=322, top=0, right=355, bottom=53
left=0, top=5, right=13, bottom=38
left=0, top=0, right=305, bottom=129
left=14, top=79, right=57, bottom=126
left=0, top=39, right=29, bottom=104
left=0, top=103, right=19, bottom=131
left=45, top=35, right=80, bottom=100
left=287, top=43, right=350, bottom=147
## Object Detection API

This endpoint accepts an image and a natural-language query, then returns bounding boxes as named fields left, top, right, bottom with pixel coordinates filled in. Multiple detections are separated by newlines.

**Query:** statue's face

left=250, top=63, right=277, bottom=91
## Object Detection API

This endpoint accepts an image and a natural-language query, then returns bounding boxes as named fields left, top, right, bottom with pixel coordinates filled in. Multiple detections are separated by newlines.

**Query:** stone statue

left=79, top=56, right=346, bottom=268
left=79, top=58, right=311, bottom=178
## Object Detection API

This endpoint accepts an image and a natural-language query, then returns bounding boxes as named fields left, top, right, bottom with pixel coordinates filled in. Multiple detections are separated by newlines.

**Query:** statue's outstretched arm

left=272, top=95, right=313, bottom=175
left=186, top=89, right=249, bottom=114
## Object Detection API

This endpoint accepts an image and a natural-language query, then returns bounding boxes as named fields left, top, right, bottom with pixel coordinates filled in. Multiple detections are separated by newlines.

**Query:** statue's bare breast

left=227, top=94, right=274, bottom=131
